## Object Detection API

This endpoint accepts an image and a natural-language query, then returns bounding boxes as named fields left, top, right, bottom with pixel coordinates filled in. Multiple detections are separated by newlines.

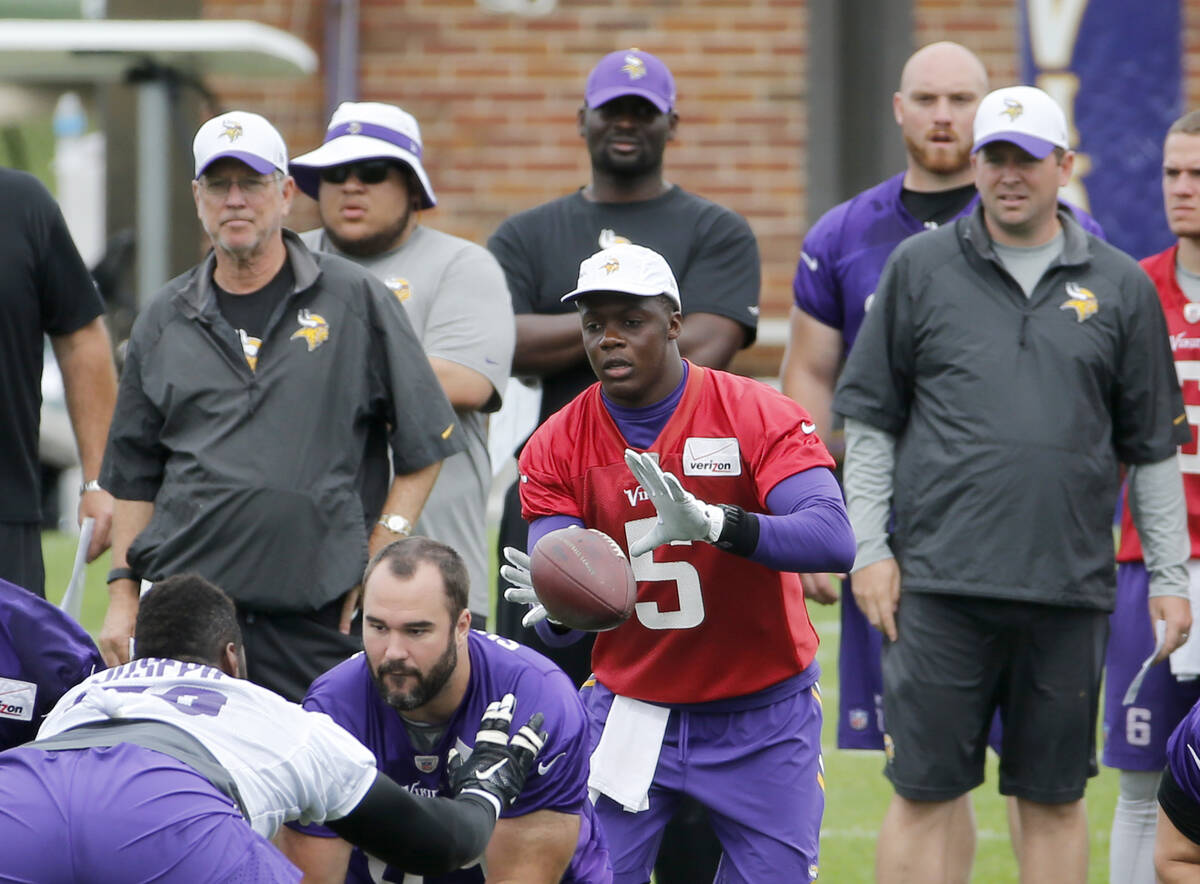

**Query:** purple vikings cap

left=972, top=85, right=1070, bottom=160
left=585, top=49, right=676, bottom=113
left=192, top=111, right=288, bottom=178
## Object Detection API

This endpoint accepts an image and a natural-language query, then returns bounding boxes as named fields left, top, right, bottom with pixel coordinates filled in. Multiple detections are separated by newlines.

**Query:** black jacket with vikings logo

left=101, top=229, right=463, bottom=611
left=835, top=207, right=1189, bottom=610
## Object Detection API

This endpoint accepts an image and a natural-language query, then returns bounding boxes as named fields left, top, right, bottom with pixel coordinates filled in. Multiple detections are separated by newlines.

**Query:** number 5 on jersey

left=624, top=517, right=705, bottom=630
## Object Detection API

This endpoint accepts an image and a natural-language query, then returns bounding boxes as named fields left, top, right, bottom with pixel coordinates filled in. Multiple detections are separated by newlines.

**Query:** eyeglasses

left=200, top=172, right=281, bottom=198
left=320, top=159, right=395, bottom=186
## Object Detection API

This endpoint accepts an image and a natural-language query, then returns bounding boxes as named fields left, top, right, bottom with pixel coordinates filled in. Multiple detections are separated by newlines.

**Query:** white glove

left=500, top=546, right=556, bottom=628
left=624, top=449, right=725, bottom=557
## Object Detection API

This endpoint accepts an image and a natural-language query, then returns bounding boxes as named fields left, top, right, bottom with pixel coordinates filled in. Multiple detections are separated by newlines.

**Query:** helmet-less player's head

left=362, top=538, right=472, bottom=714
left=893, top=41, right=988, bottom=180
left=579, top=49, right=679, bottom=180
left=1163, top=109, right=1200, bottom=241
left=134, top=574, right=245, bottom=676
left=564, top=244, right=684, bottom=409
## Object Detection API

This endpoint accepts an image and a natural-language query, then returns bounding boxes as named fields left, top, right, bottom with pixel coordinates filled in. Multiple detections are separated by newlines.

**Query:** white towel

left=1169, top=560, right=1200, bottom=680
left=587, top=695, right=669, bottom=813
left=58, top=517, right=93, bottom=620
left=1124, top=620, right=1167, bottom=705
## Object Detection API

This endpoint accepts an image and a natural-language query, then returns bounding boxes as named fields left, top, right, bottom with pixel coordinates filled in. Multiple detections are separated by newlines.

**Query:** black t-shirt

left=900, top=182, right=977, bottom=227
left=487, top=186, right=760, bottom=423
left=214, top=262, right=294, bottom=341
left=213, top=262, right=294, bottom=369
left=0, top=169, right=104, bottom=521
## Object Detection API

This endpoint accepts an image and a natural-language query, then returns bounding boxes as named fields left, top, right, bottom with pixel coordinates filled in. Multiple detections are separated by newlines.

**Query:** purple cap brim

left=196, top=150, right=278, bottom=178
left=972, top=132, right=1058, bottom=160
left=586, top=86, right=672, bottom=114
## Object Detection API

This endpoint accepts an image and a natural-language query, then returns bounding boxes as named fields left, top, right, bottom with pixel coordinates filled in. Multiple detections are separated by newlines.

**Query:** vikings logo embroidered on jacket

left=290, top=309, right=330, bottom=351
left=1059, top=282, right=1098, bottom=323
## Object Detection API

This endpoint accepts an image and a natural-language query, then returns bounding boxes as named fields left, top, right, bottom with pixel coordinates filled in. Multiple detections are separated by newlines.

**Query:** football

left=529, top=526, right=637, bottom=631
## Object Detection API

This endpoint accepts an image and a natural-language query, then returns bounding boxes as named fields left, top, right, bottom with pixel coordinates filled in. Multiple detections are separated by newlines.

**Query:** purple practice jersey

left=793, top=172, right=1107, bottom=351
left=293, top=630, right=611, bottom=884
left=0, top=579, right=103, bottom=750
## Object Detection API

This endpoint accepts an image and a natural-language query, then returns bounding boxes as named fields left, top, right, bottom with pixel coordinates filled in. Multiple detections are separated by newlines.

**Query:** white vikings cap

left=193, top=111, right=288, bottom=178
left=289, top=101, right=436, bottom=208
left=972, top=85, right=1070, bottom=160
left=562, top=244, right=681, bottom=309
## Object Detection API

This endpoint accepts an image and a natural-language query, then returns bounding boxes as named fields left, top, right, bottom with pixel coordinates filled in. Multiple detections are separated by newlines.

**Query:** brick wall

left=204, top=0, right=804, bottom=377
left=201, top=0, right=1200, bottom=376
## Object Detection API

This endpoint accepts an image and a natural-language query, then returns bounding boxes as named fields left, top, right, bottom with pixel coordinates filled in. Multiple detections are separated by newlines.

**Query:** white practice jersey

left=39, top=657, right=378, bottom=838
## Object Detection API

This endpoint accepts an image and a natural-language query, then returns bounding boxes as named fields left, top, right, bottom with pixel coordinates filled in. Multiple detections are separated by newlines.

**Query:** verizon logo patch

left=0, top=677, right=36, bottom=721
left=682, top=437, right=741, bottom=476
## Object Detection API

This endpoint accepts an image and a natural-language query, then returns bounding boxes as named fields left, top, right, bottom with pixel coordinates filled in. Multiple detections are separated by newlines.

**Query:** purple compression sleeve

left=753, top=468, right=855, bottom=573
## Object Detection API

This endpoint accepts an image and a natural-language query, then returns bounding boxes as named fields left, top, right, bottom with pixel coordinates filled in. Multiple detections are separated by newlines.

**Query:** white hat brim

left=290, top=135, right=436, bottom=208
left=561, top=283, right=680, bottom=307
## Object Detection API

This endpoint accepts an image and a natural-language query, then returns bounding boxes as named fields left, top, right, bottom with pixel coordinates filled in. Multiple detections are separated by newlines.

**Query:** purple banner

left=1020, top=0, right=1182, bottom=258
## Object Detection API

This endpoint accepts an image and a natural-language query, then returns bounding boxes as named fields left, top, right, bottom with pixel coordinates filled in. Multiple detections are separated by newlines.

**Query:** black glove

left=448, top=693, right=547, bottom=819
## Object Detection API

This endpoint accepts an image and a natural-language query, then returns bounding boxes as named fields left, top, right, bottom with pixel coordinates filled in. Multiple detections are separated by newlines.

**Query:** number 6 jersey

left=38, top=657, right=379, bottom=839
left=519, top=364, right=835, bottom=704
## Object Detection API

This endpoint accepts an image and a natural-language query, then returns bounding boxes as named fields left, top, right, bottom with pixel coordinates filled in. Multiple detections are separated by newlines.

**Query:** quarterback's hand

left=448, top=693, right=547, bottom=818
left=500, top=546, right=556, bottom=628
left=624, top=449, right=724, bottom=557
left=850, top=557, right=901, bottom=642
left=1150, top=595, right=1193, bottom=663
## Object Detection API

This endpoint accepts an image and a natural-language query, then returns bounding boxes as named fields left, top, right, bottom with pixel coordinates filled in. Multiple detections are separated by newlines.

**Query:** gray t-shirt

left=992, top=232, right=1064, bottom=297
left=302, top=226, right=515, bottom=618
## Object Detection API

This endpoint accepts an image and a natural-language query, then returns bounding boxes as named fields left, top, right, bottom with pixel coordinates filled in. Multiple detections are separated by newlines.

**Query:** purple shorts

left=838, top=576, right=886, bottom=749
left=582, top=681, right=824, bottom=884
left=0, top=742, right=301, bottom=883
left=1103, top=562, right=1200, bottom=771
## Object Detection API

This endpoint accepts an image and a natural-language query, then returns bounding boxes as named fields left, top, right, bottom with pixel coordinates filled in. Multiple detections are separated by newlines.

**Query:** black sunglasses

left=320, top=159, right=395, bottom=185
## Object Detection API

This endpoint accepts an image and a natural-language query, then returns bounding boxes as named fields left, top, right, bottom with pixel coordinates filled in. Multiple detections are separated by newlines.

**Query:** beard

left=372, top=636, right=458, bottom=712
left=323, top=205, right=412, bottom=258
left=904, top=131, right=972, bottom=177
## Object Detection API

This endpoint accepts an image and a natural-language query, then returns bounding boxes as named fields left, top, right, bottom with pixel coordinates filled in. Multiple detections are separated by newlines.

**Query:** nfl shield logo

left=849, top=708, right=869, bottom=731
left=415, top=755, right=439, bottom=773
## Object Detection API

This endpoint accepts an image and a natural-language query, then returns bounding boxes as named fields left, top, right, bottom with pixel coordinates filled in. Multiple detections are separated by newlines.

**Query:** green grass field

left=40, top=531, right=1121, bottom=882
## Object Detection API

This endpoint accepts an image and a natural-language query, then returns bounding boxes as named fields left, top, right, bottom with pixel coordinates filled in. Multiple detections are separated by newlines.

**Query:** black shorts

left=0, top=521, right=44, bottom=598
left=882, top=592, right=1107, bottom=804
left=236, top=595, right=362, bottom=703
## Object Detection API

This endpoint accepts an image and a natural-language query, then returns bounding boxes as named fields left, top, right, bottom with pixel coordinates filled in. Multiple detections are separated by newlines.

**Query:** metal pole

left=136, top=72, right=170, bottom=308
left=324, top=0, right=359, bottom=115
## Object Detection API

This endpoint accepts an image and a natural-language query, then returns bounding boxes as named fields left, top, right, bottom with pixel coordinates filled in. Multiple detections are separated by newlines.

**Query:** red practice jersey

left=519, top=363, right=835, bottom=704
left=1118, top=245, right=1200, bottom=562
